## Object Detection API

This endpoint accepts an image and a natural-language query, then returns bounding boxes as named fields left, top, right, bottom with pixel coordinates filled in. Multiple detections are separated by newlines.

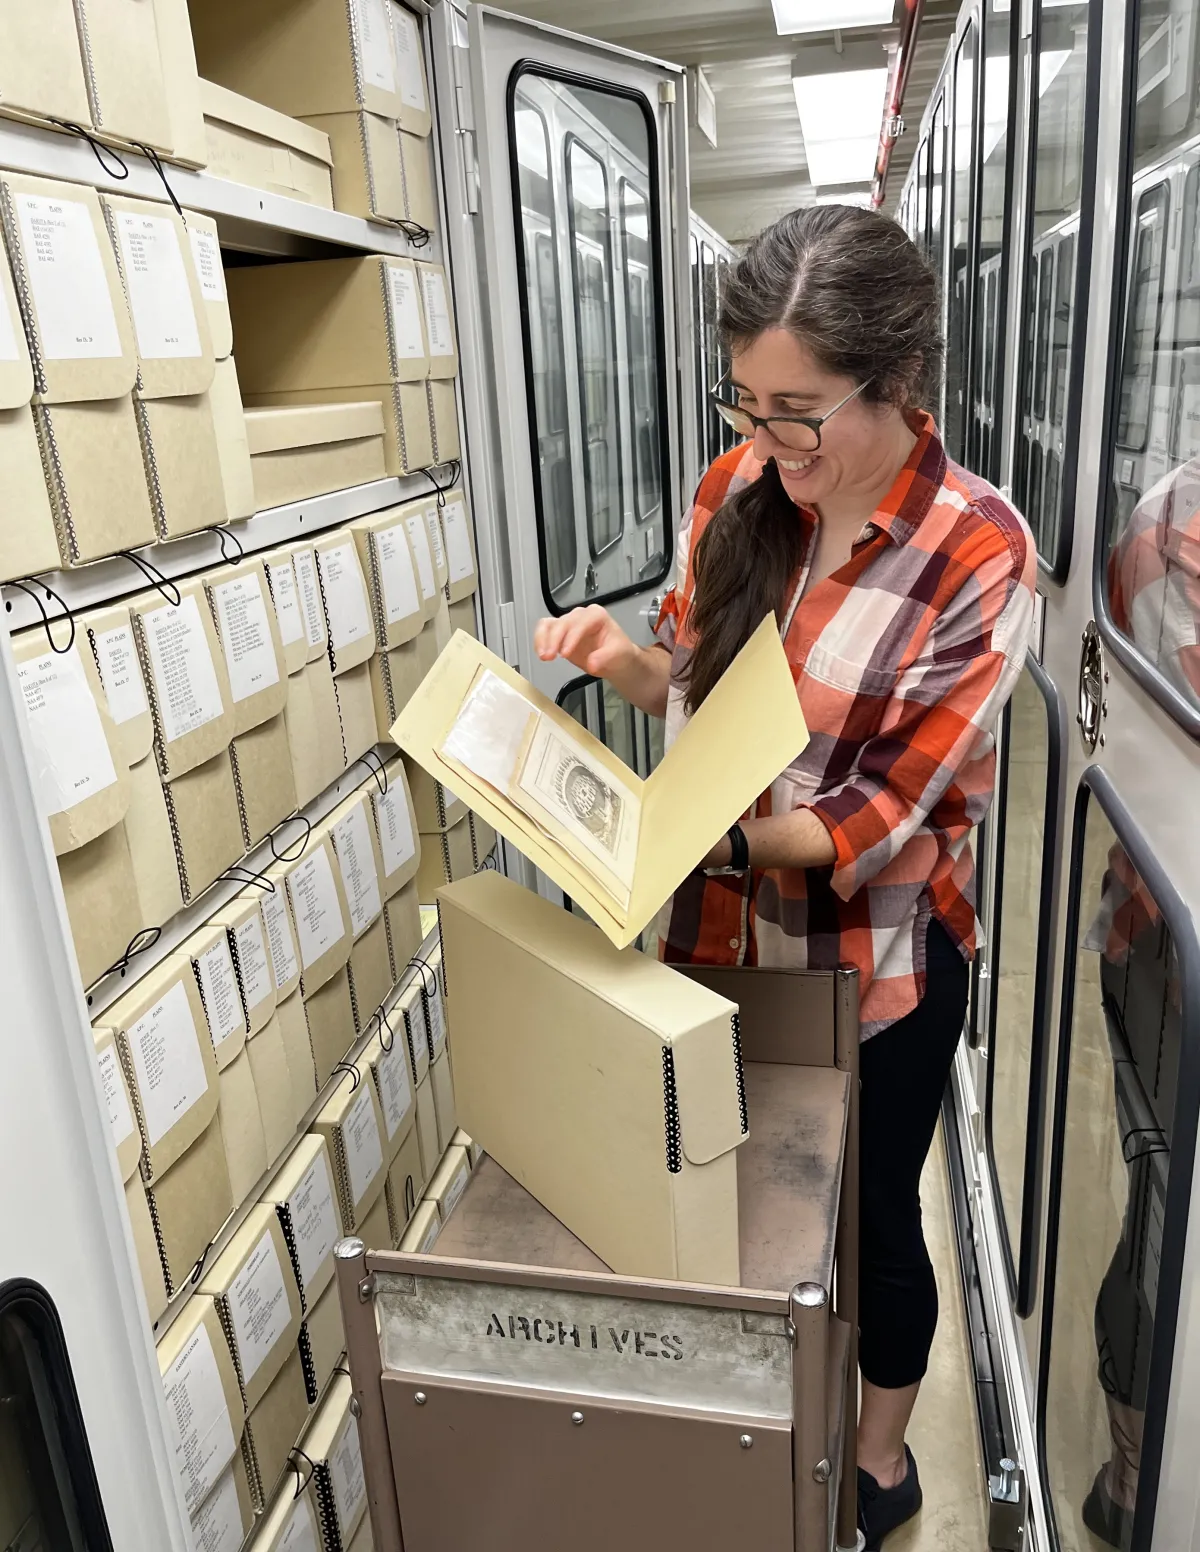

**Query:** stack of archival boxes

left=190, top=0, right=435, bottom=234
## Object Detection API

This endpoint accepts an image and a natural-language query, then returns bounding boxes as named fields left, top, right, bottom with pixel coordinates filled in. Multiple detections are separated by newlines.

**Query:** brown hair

left=682, top=204, right=942, bottom=714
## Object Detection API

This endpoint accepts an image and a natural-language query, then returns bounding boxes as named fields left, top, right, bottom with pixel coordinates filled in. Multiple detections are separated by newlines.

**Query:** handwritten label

left=404, top=514, right=436, bottom=601
left=211, top=573, right=280, bottom=703
left=333, top=802, right=382, bottom=936
left=287, top=1151, right=339, bottom=1294
left=115, top=211, right=202, bottom=361
left=141, top=594, right=225, bottom=743
left=228, top=1231, right=291, bottom=1385
left=98, top=1043, right=135, bottom=1149
left=317, top=542, right=372, bottom=653
left=373, top=786, right=416, bottom=878
left=386, top=263, right=425, bottom=359
left=189, top=228, right=226, bottom=304
left=329, top=1413, right=367, bottom=1539
left=391, top=3, right=428, bottom=113
left=441, top=496, right=474, bottom=585
left=14, top=192, right=123, bottom=361
left=286, top=849, right=346, bottom=971
left=234, top=912, right=273, bottom=1012
left=292, top=548, right=326, bottom=649
left=17, top=648, right=117, bottom=817
left=128, top=980, right=208, bottom=1147
left=375, top=1038, right=413, bottom=1141
left=162, top=1322, right=236, bottom=1513
left=418, top=267, right=454, bottom=359
left=265, top=558, right=305, bottom=648
left=262, top=891, right=299, bottom=990
left=92, top=623, right=148, bottom=726
left=343, top=1084, right=384, bottom=1207
left=195, top=939, right=244, bottom=1050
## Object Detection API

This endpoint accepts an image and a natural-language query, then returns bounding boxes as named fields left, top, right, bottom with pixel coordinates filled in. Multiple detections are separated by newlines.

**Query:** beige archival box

left=312, top=1071, right=387, bottom=1233
left=82, top=603, right=154, bottom=769
left=300, top=1274, right=346, bottom=1402
left=370, top=758, right=420, bottom=898
left=439, top=485, right=477, bottom=604
left=189, top=1451, right=256, bottom=1552
left=427, top=1141, right=470, bottom=1223
left=199, top=78, right=335, bottom=208
left=231, top=711, right=298, bottom=850
left=415, top=810, right=473, bottom=899
left=0, top=0, right=91, bottom=127
left=211, top=896, right=277, bottom=1036
left=162, top=747, right=246, bottom=903
left=283, top=656, right=345, bottom=807
left=303, top=962, right=357, bottom=1089
left=244, top=1342, right=309, bottom=1509
left=217, top=1044, right=269, bottom=1203
left=130, top=581, right=236, bottom=781
left=184, top=212, right=233, bottom=360
left=302, top=109, right=407, bottom=223
left=398, top=129, right=436, bottom=231
left=198, top=1203, right=304, bottom=1412
left=399, top=1196, right=439, bottom=1254
left=414, top=260, right=457, bottom=379
left=78, top=0, right=173, bottom=152
left=245, top=1478, right=322, bottom=1552
left=350, top=506, right=425, bottom=651
left=182, top=917, right=250, bottom=1071
left=334, top=661, right=378, bottom=770
left=314, top=530, right=376, bottom=675
left=384, top=1119, right=424, bottom=1241
left=210, top=356, right=257, bottom=522
left=261, top=1133, right=344, bottom=1314
left=277, top=836, right=353, bottom=998
left=391, top=2, right=431, bottom=137
left=58, top=823, right=142, bottom=990
left=384, top=883, right=422, bottom=981
left=276, top=990, right=318, bottom=1121
left=247, top=380, right=434, bottom=477
left=349, top=913, right=392, bottom=1026
left=154, top=0, right=209, bottom=169
left=261, top=550, right=310, bottom=677
left=438, top=870, right=750, bottom=1285
left=299, top=1373, right=370, bottom=1550
left=156, top=1293, right=244, bottom=1518
left=245, top=401, right=387, bottom=510
left=0, top=230, right=57, bottom=582
left=204, top=558, right=289, bottom=736
left=245, top=1014, right=297, bottom=1171
left=362, top=1027, right=415, bottom=1164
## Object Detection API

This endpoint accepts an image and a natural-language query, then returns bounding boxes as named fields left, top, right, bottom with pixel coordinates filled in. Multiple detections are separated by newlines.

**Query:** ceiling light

left=772, top=0, right=894, bottom=34
left=793, top=66, right=888, bottom=187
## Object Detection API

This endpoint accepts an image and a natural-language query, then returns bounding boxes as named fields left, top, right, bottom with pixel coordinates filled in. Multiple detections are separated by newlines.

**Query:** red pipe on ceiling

left=872, top=0, right=924, bottom=207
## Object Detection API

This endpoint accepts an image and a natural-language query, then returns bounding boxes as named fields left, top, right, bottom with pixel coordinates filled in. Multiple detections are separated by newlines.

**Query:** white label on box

left=376, top=1039, right=413, bottom=1140
left=418, top=268, right=454, bottom=359
left=354, top=0, right=397, bottom=94
left=343, top=1084, right=384, bottom=1206
left=333, top=803, right=382, bottom=937
left=142, top=594, right=226, bottom=743
left=373, top=523, right=421, bottom=625
left=14, top=192, right=123, bottom=361
left=17, top=648, right=118, bottom=818
left=391, top=4, right=428, bottom=113
left=442, top=1158, right=469, bottom=1217
left=441, top=496, right=474, bottom=585
left=317, top=543, right=372, bottom=653
left=97, top=1043, right=135, bottom=1149
left=424, top=505, right=445, bottom=573
left=262, top=891, right=299, bottom=990
left=234, top=913, right=273, bottom=1011
left=211, top=574, right=280, bottom=703
left=195, top=939, right=244, bottom=1050
left=330, top=1414, right=367, bottom=1539
left=0, top=290, right=19, bottom=362
left=287, top=1151, right=339, bottom=1294
left=404, top=515, right=436, bottom=601
left=129, top=980, right=209, bottom=1146
left=386, top=263, right=425, bottom=360
left=406, top=996, right=429, bottom=1068
left=163, top=1321, right=237, bottom=1513
left=292, top=548, right=326, bottom=648
left=229, top=1230, right=291, bottom=1386
left=189, top=1461, right=243, bottom=1552
left=425, top=984, right=446, bottom=1057
left=278, top=1498, right=320, bottom=1552
left=419, top=1214, right=439, bottom=1252
left=373, top=787, right=416, bottom=878
left=287, top=849, right=345, bottom=971
left=115, top=211, right=202, bottom=361
left=265, top=557, right=305, bottom=648
left=189, top=228, right=226, bottom=304
left=92, top=623, right=148, bottom=725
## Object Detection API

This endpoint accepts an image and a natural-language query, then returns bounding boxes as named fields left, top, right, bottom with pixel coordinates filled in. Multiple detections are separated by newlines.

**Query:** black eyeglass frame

left=708, top=372, right=873, bottom=450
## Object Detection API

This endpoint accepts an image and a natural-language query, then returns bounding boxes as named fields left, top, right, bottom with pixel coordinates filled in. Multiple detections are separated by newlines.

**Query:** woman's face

left=729, top=328, right=905, bottom=507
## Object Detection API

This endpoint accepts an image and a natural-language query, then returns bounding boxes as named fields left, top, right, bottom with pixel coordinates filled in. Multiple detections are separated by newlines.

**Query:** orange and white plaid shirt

left=655, top=413, right=1035, bottom=1039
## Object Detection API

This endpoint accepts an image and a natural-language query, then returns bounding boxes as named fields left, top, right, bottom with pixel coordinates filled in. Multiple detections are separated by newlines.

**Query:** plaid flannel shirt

left=655, top=413, right=1035, bottom=1039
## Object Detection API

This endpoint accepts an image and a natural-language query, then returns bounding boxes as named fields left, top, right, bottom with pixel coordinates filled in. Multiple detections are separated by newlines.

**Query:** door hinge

left=659, top=81, right=676, bottom=105
left=498, top=601, right=519, bottom=669
left=459, top=126, right=480, bottom=214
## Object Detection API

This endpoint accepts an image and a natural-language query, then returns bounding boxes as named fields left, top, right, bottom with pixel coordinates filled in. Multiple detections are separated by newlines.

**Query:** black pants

left=858, top=919, right=969, bottom=1389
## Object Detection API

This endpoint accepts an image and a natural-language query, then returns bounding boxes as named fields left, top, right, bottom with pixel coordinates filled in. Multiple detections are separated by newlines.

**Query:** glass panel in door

left=701, top=243, right=721, bottom=467
left=971, top=0, right=1015, bottom=481
left=946, top=25, right=976, bottom=462
left=619, top=179, right=663, bottom=549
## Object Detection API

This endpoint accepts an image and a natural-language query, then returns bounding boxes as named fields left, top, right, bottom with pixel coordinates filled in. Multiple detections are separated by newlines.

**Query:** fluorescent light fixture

left=793, top=66, right=888, bottom=187
left=772, top=0, right=894, bottom=34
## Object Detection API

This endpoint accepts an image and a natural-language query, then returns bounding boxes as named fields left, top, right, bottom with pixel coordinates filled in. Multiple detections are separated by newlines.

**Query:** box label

left=292, top=548, right=327, bottom=649
left=418, top=268, right=454, bottom=359
left=373, top=787, right=416, bottom=878
left=142, top=594, right=226, bottom=743
left=195, top=939, right=244, bottom=1050
left=229, top=1230, right=291, bottom=1386
left=287, top=1151, right=339, bottom=1294
left=441, top=496, right=474, bottom=585
left=441, top=1158, right=469, bottom=1218
left=162, top=1321, right=237, bottom=1513
left=354, top=0, right=397, bottom=94
left=403, top=515, right=436, bottom=601
left=211, top=573, right=280, bottom=703
left=333, top=802, right=382, bottom=937
left=330, top=1414, right=367, bottom=1539
left=97, top=1043, right=135, bottom=1149
left=14, top=192, right=123, bottom=361
left=423, top=505, right=445, bottom=573
left=287, top=849, right=345, bottom=970
left=373, top=522, right=421, bottom=625
left=344, top=1084, right=384, bottom=1206
left=189, top=228, right=227, bottom=304
left=92, top=623, right=148, bottom=725
left=375, top=1038, right=413, bottom=1140
left=406, top=995, right=429, bottom=1068
left=265, top=557, right=305, bottom=648
left=17, top=647, right=118, bottom=817
left=386, top=263, right=425, bottom=360
left=0, top=288, right=19, bottom=362
left=115, top=211, right=202, bottom=361
left=262, top=891, right=299, bottom=990
left=189, top=1460, right=243, bottom=1552
left=391, top=4, right=428, bottom=113
left=278, top=1497, right=320, bottom=1552
left=234, top=912, right=273, bottom=1012
left=317, top=542, right=372, bottom=653
left=129, top=980, right=209, bottom=1146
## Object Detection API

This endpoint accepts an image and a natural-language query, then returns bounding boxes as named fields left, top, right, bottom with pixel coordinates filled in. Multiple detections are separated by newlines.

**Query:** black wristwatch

left=704, top=822, right=750, bottom=877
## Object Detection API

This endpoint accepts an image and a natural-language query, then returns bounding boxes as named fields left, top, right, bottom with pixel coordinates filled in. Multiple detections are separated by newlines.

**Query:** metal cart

left=335, top=965, right=861, bottom=1551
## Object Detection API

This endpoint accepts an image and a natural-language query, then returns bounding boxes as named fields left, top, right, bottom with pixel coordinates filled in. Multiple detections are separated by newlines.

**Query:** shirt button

left=862, top=524, right=876, bottom=539
left=729, top=937, right=740, bottom=950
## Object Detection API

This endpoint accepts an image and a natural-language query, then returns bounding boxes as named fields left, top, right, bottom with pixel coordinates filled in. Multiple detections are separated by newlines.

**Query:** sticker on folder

left=394, top=616, right=808, bottom=948
left=14, top=193, right=123, bottom=362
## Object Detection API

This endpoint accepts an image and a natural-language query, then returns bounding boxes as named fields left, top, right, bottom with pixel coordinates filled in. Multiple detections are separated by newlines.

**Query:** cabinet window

left=620, top=181, right=662, bottom=528
left=946, top=25, right=976, bottom=461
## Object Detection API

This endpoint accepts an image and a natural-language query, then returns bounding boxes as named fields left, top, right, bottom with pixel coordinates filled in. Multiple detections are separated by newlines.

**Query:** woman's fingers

left=535, top=607, right=616, bottom=669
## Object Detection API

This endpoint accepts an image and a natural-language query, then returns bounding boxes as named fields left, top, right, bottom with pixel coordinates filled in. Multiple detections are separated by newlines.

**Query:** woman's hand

left=535, top=606, right=637, bottom=678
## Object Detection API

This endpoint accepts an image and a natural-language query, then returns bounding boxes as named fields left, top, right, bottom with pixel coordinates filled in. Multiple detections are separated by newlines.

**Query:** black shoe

left=858, top=1445, right=922, bottom=1551
left=1082, top=1468, right=1135, bottom=1550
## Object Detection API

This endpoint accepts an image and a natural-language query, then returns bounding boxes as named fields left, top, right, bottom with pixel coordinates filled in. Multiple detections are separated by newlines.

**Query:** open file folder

left=391, top=614, right=809, bottom=947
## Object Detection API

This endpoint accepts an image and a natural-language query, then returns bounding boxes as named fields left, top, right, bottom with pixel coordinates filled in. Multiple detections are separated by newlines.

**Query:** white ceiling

left=497, top=0, right=961, bottom=243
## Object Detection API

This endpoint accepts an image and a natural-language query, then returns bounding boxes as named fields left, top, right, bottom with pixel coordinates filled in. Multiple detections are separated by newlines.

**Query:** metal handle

left=641, top=593, right=663, bottom=628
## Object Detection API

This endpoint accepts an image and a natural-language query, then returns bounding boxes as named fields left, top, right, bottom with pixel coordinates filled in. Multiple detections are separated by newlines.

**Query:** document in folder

left=392, top=614, right=808, bottom=947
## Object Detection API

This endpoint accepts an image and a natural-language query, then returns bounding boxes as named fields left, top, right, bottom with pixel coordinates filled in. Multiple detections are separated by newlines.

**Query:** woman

left=536, top=205, right=1034, bottom=1549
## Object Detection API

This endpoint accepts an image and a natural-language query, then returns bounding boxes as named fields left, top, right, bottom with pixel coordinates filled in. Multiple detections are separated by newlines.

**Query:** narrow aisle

left=888, top=1127, right=990, bottom=1551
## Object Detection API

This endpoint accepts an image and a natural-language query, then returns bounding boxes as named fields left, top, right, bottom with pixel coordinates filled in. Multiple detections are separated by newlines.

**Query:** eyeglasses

left=708, top=374, right=872, bottom=453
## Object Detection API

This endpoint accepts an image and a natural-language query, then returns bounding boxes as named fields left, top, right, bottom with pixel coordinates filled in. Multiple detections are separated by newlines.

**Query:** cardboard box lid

left=261, top=1133, right=344, bottom=1309
left=82, top=603, right=154, bottom=768
left=11, top=628, right=131, bottom=856
left=244, top=400, right=384, bottom=456
left=288, top=543, right=328, bottom=664
left=324, top=788, right=385, bottom=940
left=299, top=1372, right=367, bottom=1543
left=181, top=918, right=251, bottom=1071
left=260, top=549, right=309, bottom=676
left=102, top=956, right=220, bottom=1179
left=199, top=1202, right=304, bottom=1412
left=200, top=78, right=333, bottom=166
left=100, top=193, right=215, bottom=400
left=211, top=896, right=278, bottom=1035
left=314, top=532, right=375, bottom=674
left=414, top=260, right=457, bottom=378
left=362, top=1029, right=415, bottom=1161
left=313, top=1071, right=387, bottom=1226
left=130, top=580, right=236, bottom=780
left=349, top=506, right=424, bottom=652
left=0, top=173, right=138, bottom=404
left=157, top=1292, right=245, bottom=1517
left=427, top=1141, right=470, bottom=1219
left=398, top=1197, right=439, bottom=1253
left=94, top=1027, right=141, bottom=1184
left=246, top=1475, right=321, bottom=1552
left=394, top=618, right=809, bottom=948
left=0, top=224, right=34, bottom=411
left=277, top=837, right=353, bottom=997
left=369, top=758, right=420, bottom=898
left=205, top=558, right=289, bottom=735
left=183, top=212, right=232, bottom=359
